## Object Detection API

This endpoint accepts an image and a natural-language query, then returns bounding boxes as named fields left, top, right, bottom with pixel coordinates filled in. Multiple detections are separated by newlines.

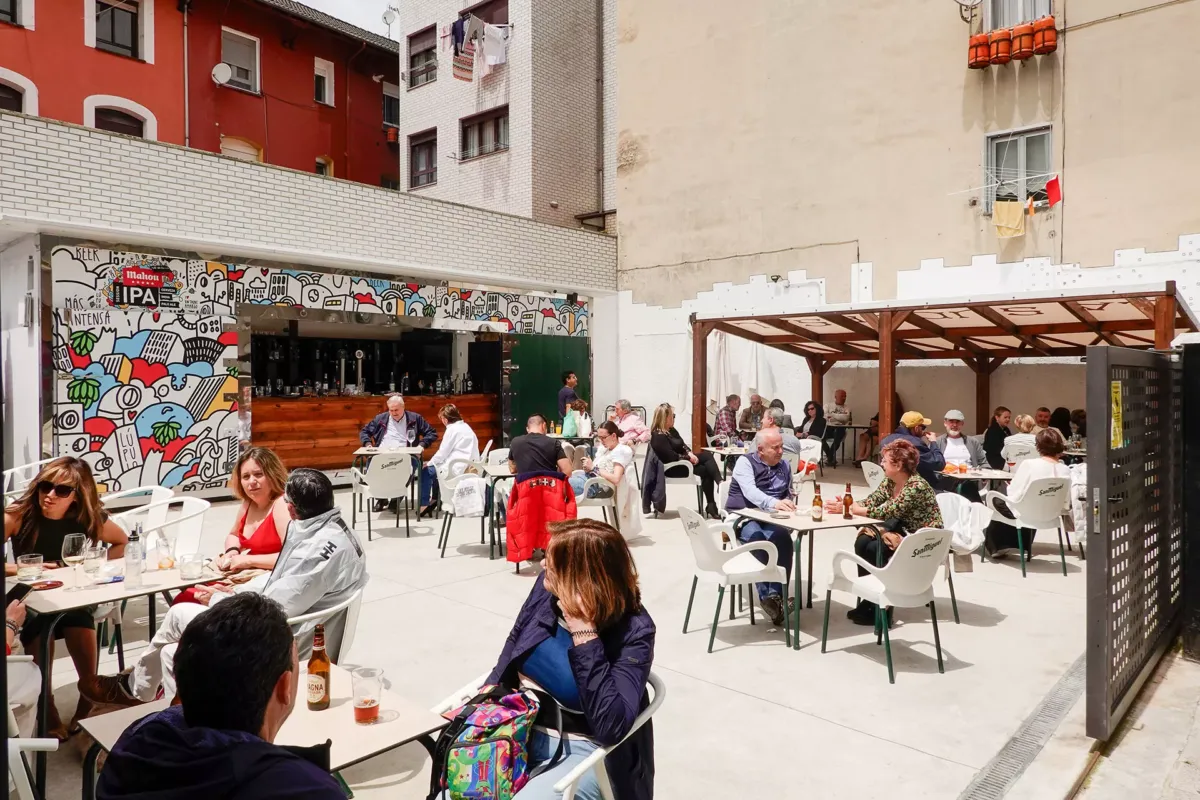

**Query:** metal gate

left=1085, top=345, right=1183, bottom=740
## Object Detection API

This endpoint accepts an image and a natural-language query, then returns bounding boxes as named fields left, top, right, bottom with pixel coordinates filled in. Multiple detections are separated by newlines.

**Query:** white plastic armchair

left=487, top=447, right=511, bottom=467
left=861, top=461, right=885, bottom=492
left=286, top=587, right=363, bottom=664
left=110, top=496, right=211, bottom=557
left=662, top=460, right=703, bottom=514
left=101, top=485, right=173, bottom=528
left=2, top=458, right=59, bottom=505
left=351, top=452, right=414, bottom=540
left=576, top=476, right=619, bottom=532
left=430, top=671, right=666, bottom=800
left=7, top=693, right=57, bottom=800
left=795, top=440, right=823, bottom=486
left=983, top=476, right=1071, bottom=577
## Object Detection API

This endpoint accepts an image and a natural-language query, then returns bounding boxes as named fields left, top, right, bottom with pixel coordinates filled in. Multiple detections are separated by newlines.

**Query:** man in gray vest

left=724, top=428, right=795, bottom=626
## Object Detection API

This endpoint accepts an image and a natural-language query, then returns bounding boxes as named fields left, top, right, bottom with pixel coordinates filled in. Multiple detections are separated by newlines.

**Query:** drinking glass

left=352, top=667, right=383, bottom=724
left=16, top=554, right=43, bottom=582
left=407, top=429, right=417, bottom=448
left=82, top=544, right=106, bottom=586
left=179, top=553, right=205, bottom=580
left=61, top=533, right=87, bottom=592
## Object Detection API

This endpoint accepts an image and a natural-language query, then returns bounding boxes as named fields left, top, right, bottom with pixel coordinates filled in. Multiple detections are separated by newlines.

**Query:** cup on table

left=16, top=554, right=43, bottom=581
left=352, top=667, right=383, bottom=724
left=179, top=553, right=205, bottom=580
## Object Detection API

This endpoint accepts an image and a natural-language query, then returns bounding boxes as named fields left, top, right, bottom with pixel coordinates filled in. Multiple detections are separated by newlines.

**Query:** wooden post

left=691, top=316, right=709, bottom=451
left=1155, top=293, right=1177, bottom=350
left=879, top=311, right=896, bottom=435
left=972, top=357, right=991, bottom=435
left=807, top=357, right=824, bottom=406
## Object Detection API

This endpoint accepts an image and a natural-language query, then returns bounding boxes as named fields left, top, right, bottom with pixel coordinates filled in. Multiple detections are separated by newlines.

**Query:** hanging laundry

left=451, top=17, right=466, bottom=55
left=993, top=199, right=1026, bottom=238
left=462, top=14, right=485, bottom=47
left=440, top=24, right=452, bottom=53
left=482, top=24, right=510, bottom=67
left=453, top=41, right=476, bottom=82
left=1045, top=175, right=1062, bottom=207
left=1025, top=195, right=1035, bottom=216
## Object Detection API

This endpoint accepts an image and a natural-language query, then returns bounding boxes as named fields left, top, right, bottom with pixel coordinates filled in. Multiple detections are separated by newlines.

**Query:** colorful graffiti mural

left=51, top=245, right=588, bottom=490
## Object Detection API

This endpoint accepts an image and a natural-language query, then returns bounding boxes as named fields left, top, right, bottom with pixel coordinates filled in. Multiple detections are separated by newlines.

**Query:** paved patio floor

left=40, top=465, right=1088, bottom=799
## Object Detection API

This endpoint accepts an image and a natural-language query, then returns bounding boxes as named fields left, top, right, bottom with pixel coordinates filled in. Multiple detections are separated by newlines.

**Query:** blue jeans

left=516, top=730, right=602, bottom=799
left=569, top=472, right=614, bottom=498
left=737, top=520, right=793, bottom=601
left=420, top=464, right=436, bottom=507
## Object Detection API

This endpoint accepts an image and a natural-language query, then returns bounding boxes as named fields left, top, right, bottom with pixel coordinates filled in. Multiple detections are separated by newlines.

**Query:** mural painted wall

left=50, top=244, right=589, bottom=491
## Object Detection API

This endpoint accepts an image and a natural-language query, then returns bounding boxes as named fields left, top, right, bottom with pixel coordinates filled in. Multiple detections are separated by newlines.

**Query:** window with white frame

left=409, top=129, right=437, bottom=187
left=986, top=127, right=1051, bottom=211
left=221, top=28, right=260, bottom=93
left=382, top=82, right=400, bottom=127
left=459, top=106, right=508, bottom=160
left=314, top=57, right=334, bottom=106
left=407, top=27, right=437, bottom=88
left=95, top=0, right=138, bottom=59
left=986, top=0, right=1052, bottom=31
left=0, top=83, right=22, bottom=112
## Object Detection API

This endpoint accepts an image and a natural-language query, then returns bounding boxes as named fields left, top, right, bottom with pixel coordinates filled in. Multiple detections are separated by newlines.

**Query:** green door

left=507, top=334, right=591, bottom=439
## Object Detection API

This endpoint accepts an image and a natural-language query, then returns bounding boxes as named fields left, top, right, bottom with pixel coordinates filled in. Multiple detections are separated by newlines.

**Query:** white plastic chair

left=286, top=587, right=363, bottom=664
left=100, top=485, right=173, bottom=524
left=576, top=476, right=619, bottom=532
left=679, top=507, right=791, bottom=651
left=479, top=439, right=493, bottom=462
left=435, top=463, right=476, bottom=558
left=933, top=492, right=991, bottom=625
left=861, top=461, right=885, bottom=492
left=2, top=458, right=59, bottom=504
left=1003, top=444, right=1037, bottom=470
left=487, top=447, right=511, bottom=467
left=984, top=476, right=1071, bottom=577
left=351, top=452, right=414, bottom=540
left=662, top=460, right=703, bottom=514
left=110, top=496, right=211, bottom=558
left=432, top=670, right=665, bottom=800
left=7, top=670, right=57, bottom=800
left=821, top=527, right=954, bottom=683
left=795, top=440, right=822, bottom=487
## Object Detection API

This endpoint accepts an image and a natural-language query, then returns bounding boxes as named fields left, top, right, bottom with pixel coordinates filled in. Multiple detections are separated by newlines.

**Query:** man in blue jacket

left=881, top=410, right=946, bottom=487
left=97, top=593, right=344, bottom=800
left=359, top=394, right=438, bottom=513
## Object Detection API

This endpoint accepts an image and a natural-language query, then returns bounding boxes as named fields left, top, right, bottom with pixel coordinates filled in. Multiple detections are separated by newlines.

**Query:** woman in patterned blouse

left=827, top=438, right=943, bottom=626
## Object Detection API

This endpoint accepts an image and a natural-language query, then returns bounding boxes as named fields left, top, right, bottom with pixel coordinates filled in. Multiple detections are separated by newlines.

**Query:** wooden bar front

left=251, top=394, right=500, bottom=470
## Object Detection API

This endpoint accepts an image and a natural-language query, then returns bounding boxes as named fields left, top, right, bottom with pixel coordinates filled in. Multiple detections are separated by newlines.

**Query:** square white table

left=731, top=508, right=884, bottom=650
left=78, top=663, right=448, bottom=799
left=352, top=446, right=424, bottom=457
left=704, top=446, right=748, bottom=478
left=938, top=468, right=1013, bottom=492
left=15, top=566, right=220, bottom=792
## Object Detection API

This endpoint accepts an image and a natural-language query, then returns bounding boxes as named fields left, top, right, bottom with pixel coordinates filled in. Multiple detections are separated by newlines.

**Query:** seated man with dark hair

left=96, top=593, right=344, bottom=799
left=87, top=469, right=368, bottom=707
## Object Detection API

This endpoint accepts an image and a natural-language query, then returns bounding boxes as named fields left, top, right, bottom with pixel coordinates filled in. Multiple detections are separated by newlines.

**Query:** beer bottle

left=307, top=624, right=331, bottom=711
left=811, top=485, right=824, bottom=522
left=842, top=482, right=854, bottom=520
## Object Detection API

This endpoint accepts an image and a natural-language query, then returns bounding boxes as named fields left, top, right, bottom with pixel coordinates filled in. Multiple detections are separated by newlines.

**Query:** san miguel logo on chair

left=106, top=263, right=183, bottom=310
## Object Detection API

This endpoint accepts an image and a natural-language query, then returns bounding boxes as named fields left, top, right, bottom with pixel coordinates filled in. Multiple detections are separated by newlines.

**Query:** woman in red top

left=173, top=447, right=290, bottom=605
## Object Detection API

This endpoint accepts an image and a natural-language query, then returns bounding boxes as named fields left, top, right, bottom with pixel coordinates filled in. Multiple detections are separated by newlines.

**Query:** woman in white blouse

left=985, top=428, right=1070, bottom=557
left=1001, top=414, right=1038, bottom=468
left=427, top=404, right=480, bottom=481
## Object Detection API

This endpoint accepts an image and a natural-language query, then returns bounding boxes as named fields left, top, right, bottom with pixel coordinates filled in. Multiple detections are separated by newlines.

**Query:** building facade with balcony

left=0, top=0, right=401, bottom=187
left=391, top=0, right=617, bottom=230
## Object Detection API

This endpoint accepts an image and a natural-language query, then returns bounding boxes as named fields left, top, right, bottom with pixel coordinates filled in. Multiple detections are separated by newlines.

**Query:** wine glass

left=61, top=533, right=87, bottom=592
left=82, top=544, right=106, bottom=586
left=406, top=429, right=417, bottom=448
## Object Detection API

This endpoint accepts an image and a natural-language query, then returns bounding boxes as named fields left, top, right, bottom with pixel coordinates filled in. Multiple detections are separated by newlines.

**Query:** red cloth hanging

left=1046, top=175, right=1062, bottom=207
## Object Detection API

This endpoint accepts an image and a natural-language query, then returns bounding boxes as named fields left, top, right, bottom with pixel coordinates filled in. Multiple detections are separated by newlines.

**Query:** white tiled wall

left=0, top=112, right=617, bottom=291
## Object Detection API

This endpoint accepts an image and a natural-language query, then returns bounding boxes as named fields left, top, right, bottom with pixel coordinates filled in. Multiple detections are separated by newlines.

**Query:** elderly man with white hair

left=723, top=428, right=795, bottom=626
left=761, top=408, right=802, bottom=455
left=359, top=394, right=438, bottom=513
left=610, top=399, right=650, bottom=446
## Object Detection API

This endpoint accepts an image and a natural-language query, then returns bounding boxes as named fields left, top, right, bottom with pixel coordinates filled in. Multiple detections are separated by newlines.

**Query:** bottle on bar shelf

left=811, top=485, right=823, bottom=522
left=322, top=374, right=329, bottom=395
left=401, top=372, right=410, bottom=394
left=435, top=375, right=444, bottom=394
left=465, top=374, right=473, bottom=392
left=388, top=372, right=395, bottom=393
left=842, top=482, right=854, bottom=520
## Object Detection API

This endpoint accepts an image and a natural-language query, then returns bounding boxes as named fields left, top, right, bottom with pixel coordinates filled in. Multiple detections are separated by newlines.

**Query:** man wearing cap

left=935, top=410, right=986, bottom=501
left=881, top=410, right=946, bottom=487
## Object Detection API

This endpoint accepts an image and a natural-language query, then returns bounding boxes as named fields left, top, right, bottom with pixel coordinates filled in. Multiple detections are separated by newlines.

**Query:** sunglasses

left=37, top=481, right=75, bottom=498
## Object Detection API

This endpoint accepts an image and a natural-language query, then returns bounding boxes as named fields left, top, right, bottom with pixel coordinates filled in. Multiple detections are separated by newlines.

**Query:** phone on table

left=6, top=582, right=33, bottom=605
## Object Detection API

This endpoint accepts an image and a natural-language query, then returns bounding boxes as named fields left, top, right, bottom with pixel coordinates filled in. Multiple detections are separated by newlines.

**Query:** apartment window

left=408, top=27, right=437, bottom=88
left=220, top=136, right=261, bottom=162
left=459, top=106, right=508, bottom=160
left=381, top=176, right=401, bottom=190
left=987, top=0, right=1052, bottom=30
left=95, top=108, right=144, bottom=137
left=0, top=0, right=16, bottom=26
left=463, top=0, right=508, bottom=25
left=383, top=82, right=400, bottom=126
left=315, top=156, right=333, bottom=176
left=96, top=0, right=137, bottom=59
left=410, top=130, right=437, bottom=187
left=0, top=84, right=21, bottom=112
left=314, top=57, right=334, bottom=106
left=221, top=28, right=260, bottom=93
left=987, top=127, right=1051, bottom=211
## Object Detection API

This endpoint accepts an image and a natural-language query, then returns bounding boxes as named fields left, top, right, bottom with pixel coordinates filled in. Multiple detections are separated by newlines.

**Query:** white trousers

left=128, top=602, right=207, bottom=701
left=7, top=659, right=42, bottom=737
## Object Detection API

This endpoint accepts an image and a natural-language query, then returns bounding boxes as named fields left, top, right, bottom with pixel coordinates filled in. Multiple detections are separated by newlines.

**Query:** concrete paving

left=38, top=465, right=1090, bottom=799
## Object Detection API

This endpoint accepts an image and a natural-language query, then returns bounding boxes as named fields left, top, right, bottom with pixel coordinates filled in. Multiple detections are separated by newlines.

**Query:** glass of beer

left=352, top=667, right=383, bottom=724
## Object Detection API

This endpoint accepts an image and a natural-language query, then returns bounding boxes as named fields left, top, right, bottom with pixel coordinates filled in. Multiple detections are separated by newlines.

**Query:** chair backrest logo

left=910, top=539, right=944, bottom=558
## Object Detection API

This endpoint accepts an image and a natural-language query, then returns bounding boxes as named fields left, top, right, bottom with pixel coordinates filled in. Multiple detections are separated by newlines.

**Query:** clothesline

left=947, top=169, right=1061, bottom=197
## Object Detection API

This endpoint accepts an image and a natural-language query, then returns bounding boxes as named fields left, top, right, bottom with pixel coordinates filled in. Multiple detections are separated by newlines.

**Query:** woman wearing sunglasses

left=4, top=457, right=127, bottom=740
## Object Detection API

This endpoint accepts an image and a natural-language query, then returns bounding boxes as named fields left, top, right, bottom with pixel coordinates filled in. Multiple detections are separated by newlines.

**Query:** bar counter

left=251, top=393, right=501, bottom=470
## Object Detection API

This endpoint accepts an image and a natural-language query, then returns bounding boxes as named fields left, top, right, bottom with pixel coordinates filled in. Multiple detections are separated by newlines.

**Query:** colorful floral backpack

left=426, top=686, right=563, bottom=800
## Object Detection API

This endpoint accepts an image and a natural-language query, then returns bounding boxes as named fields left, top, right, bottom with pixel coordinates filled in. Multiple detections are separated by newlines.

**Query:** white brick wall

left=0, top=112, right=617, bottom=291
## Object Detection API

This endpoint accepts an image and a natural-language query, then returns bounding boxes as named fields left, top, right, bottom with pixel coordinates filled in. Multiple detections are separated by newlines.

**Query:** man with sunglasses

left=86, top=470, right=367, bottom=708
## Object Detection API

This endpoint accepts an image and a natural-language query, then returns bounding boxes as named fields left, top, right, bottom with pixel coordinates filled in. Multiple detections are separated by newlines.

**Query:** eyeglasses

left=37, top=481, right=75, bottom=498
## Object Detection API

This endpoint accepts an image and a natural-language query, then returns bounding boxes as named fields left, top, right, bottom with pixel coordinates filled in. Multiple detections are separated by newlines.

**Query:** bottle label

left=307, top=674, right=327, bottom=704
left=812, top=506, right=823, bottom=521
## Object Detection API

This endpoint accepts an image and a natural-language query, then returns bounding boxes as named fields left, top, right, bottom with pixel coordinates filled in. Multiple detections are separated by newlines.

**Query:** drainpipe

left=182, top=1, right=190, bottom=146
left=346, top=42, right=367, bottom=179
left=594, top=0, right=605, bottom=216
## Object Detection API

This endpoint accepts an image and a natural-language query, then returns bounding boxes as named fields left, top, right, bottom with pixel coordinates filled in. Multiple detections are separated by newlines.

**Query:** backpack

left=426, top=686, right=563, bottom=800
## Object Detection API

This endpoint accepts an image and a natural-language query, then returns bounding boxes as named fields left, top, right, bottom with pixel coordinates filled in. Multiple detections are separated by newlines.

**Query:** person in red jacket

left=506, top=414, right=576, bottom=568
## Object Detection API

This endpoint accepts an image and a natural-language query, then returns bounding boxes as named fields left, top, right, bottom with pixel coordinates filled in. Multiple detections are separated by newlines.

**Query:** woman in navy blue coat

left=487, top=518, right=656, bottom=800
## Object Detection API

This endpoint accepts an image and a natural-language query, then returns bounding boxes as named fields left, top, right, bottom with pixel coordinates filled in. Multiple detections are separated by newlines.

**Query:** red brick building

left=0, top=0, right=401, bottom=187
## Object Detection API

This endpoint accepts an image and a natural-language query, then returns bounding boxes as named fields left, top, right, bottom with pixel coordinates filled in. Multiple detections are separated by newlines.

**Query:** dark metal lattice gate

left=1085, top=345, right=1184, bottom=740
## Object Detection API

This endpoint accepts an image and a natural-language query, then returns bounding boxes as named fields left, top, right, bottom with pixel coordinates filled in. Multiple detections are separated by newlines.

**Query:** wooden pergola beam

left=1062, top=300, right=1121, bottom=346
left=879, top=311, right=897, bottom=435
left=769, top=319, right=876, bottom=358
left=1155, top=294, right=1177, bottom=349
left=972, top=305, right=1052, bottom=356
left=691, top=316, right=710, bottom=450
left=904, top=312, right=988, bottom=356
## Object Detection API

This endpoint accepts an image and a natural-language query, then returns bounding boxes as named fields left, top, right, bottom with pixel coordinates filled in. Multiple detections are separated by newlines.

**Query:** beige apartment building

left=615, top=0, right=1200, bottom=307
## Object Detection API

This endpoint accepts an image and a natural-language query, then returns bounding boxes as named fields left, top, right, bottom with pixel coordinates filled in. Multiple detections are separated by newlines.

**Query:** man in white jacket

left=86, top=469, right=368, bottom=706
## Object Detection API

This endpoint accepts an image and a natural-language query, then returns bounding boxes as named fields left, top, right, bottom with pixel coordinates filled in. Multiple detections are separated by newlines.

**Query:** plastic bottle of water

left=125, top=523, right=143, bottom=589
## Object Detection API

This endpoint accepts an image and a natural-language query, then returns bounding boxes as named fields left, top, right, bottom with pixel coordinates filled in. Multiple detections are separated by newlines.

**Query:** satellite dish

left=211, top=62, right=233, bottom=85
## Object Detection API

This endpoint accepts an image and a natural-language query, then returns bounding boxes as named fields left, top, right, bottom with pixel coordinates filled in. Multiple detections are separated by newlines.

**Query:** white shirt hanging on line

left=482, top=24, right=510, bottom=66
